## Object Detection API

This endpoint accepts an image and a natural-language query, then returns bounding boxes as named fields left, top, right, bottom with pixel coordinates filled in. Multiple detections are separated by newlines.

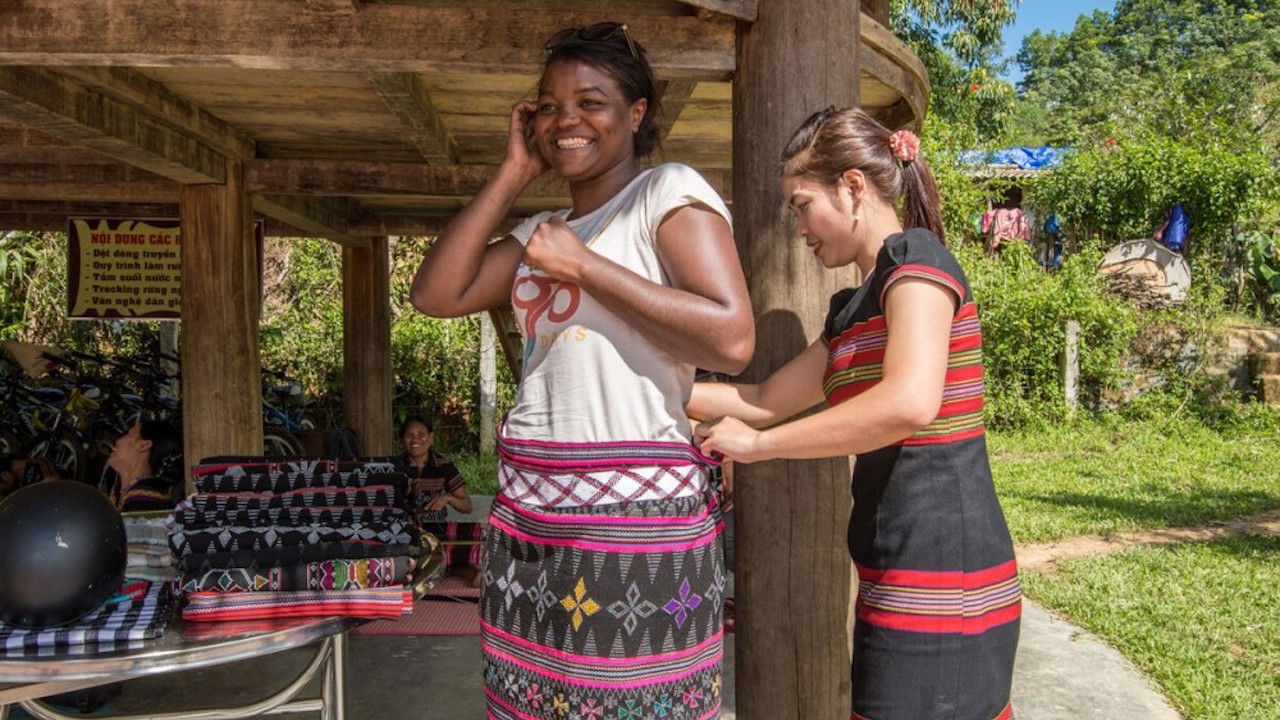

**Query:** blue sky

left=1001, top=0, right=1118, bottom=82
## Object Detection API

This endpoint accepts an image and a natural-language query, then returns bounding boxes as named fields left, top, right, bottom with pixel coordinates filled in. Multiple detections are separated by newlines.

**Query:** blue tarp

left=958, top=146, right=1069, bottom=171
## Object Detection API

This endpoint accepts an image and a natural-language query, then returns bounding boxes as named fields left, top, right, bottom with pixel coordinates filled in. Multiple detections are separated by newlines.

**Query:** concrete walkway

left=34, top=496, right=1182, bottom=719
left=86, top=600, right=1180, bottom=720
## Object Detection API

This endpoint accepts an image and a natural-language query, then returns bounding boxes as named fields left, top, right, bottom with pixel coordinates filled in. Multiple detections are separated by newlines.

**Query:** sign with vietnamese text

left=66, top=218, right=182, bottom=319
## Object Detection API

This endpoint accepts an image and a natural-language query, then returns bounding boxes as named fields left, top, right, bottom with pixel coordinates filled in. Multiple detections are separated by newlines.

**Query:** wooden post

left=1063, top=319, right=1079, bottom=408
left=733, top=0, right=862, bottom=716
left=179, top=160, right=262, bottom=488
left=342, top=236, right=393, bottom=456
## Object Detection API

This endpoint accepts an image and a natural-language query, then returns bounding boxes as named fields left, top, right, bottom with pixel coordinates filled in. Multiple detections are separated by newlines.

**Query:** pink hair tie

left=888, top=130, right=920, bottom=163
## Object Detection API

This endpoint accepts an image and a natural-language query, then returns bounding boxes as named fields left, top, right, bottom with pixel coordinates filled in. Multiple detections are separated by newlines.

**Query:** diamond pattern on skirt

left=498, top=464, right=705, bottom=507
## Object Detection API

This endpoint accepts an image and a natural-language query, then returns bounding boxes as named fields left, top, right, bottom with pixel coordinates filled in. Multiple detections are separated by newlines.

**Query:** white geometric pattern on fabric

left=498, top=463, right=707, bottom=508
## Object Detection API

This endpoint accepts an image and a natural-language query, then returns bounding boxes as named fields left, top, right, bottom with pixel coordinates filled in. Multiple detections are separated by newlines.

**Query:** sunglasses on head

left=545, top=22, right=639, bottom=60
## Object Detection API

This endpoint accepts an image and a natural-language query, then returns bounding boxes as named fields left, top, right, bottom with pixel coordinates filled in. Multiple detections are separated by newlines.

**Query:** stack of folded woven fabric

left=170, top=457, right=421, bottom=622
left=122, top=513, right=177, bottom=584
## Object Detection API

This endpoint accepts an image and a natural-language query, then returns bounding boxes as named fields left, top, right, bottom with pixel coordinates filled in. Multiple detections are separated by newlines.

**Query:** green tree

left=1015, top=0, right=1280, bottom=152
left=895, top=0, right=1021, bottom=142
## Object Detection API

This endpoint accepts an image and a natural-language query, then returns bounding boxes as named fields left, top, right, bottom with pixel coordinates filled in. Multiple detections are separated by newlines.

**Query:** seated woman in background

left=107, top=420, right=183, bottom=512
left=395, top=414, right=483, bottom=587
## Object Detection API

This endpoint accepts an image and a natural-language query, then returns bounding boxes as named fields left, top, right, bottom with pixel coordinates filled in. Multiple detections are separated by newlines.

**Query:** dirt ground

left=1015, top=507, right=1280, bottom=574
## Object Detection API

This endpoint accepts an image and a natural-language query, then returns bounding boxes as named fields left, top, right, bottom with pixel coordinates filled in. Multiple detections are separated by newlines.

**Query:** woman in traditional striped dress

left=688, top=107, right=1021, bottom=720
left=410, top=21, right=754, bottom=720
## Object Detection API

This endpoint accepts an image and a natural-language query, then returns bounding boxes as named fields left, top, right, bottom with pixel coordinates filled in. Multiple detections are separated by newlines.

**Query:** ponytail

left=901, top=157, right=947, bottom=243
left=782, top=107, right=947, bottom=244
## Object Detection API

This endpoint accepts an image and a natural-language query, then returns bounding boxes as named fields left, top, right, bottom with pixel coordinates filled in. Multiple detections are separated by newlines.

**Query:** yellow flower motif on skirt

left=560, top=577, right=600, bottom=630
left=551, top=693, right=569, bottom=716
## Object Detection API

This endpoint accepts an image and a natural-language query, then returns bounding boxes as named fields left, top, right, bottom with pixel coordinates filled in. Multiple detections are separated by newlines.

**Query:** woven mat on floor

left=423, top=574, right=481, bottom=600
left=352, top=599, right=479, bottom=637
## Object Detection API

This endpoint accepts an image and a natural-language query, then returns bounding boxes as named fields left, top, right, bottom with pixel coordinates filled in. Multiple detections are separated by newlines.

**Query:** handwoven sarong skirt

left=480, top=454, right=725, bottom=719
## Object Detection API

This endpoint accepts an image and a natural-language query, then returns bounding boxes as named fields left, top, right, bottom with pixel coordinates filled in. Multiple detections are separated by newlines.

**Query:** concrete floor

left=27, top=600, right=1184, bottom=720
left=9, top=493, right=1181, bottom=719
left=77, top=633, right=736, bottom=720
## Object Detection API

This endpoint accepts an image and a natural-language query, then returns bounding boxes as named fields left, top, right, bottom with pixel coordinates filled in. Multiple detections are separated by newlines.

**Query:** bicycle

left=261, top=369, right=316, bottom=456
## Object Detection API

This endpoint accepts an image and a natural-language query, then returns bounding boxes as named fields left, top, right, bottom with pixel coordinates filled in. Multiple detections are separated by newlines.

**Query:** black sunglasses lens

left=545, top=22, right=636, bottom=58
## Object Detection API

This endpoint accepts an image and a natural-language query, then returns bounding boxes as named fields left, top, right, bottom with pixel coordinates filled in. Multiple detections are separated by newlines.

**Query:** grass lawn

left=1022, top=536, right=1280, bottom=720
left=995, top=414, right=1280, bottom=719
left=989, top=416, right=1280, bottom=543
left=454, top=415, right=1280, bottom=718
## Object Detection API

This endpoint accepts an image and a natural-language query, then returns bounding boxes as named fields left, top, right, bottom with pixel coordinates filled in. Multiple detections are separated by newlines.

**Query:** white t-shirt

left=504, top=163, right=732, bottom=446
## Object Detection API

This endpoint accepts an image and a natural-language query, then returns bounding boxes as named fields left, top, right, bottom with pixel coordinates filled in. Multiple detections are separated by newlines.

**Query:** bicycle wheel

left=263, top=429, right=303, bottom=457
left=0, top=428, right=22, bottom=456
left=26, top=430, right=88, bottom=484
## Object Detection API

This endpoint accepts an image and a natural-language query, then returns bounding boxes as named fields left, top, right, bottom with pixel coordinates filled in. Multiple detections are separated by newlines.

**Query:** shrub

left=954, top=240, right=1140, bottom=428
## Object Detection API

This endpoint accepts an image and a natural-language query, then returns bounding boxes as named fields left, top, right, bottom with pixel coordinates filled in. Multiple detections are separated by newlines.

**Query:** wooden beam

left=674, top=0, right=758, bottom=21
left=0, top=179, right=178, bottom=204
left=348, top=214, right=457, bottom=237
left=0, top=68, right=227, bottom=184
left=0, top=200, right=179, bottom=218
left=53, top=67, right=256, bottom=161
left=366, top=72, right=456, bottom=163
left=658, top=81, right=698, bottom=141
left=874, top=98, right=918, bottom=132
left=860, top=0, right=890, bottom=26
left=252, top=193, right=367, bottom=246
left=0, top=162, right=170, bottom=184
left=859, top=13, right=929, bottom=122
left=0, top=1, right=736, bottom=81
left=303, top=0, right=359, bottom=13
left=243, top=159, right=731, bottom=201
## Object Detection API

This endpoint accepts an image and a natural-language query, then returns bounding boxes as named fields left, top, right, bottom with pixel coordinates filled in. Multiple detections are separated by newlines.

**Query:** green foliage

left=0, top=231, right=41, bottom=336
left=895, top=0, right=1021, bottom=143
left=893, top=0, right=1019, bottom=68
left=953, top=240, right=1140, bottom=427
left=388, top=236, right=517, bottom=446
left=259, top=235, right=518, bottom=446
left=1026, top=138, right=1275, bottom=250
left=1023, top=137, right=1277, bottom=318
left=1014, top=0, right=1280, bottom=154
left=452, top=450, right=500, bottom=495
left=1240, top=230, right=1280, bottom=316
left=260, top=237, right=346, bottom=407
left=0, top=231, right=171, bottom=364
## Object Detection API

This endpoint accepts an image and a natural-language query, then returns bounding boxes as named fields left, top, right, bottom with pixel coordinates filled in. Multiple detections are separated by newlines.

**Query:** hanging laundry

left=989, top=207, right=1031, bottom=250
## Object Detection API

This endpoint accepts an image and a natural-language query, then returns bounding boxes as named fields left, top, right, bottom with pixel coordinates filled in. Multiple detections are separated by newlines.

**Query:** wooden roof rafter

left=0, top=67, right=226, bottom=184
left=0, top=1, right=928, bottom=242
left=674, top=0, right=758, bottom=21
left=366, top=72, right=458, bottom=164
left=0, top=1, right=737, bottom=81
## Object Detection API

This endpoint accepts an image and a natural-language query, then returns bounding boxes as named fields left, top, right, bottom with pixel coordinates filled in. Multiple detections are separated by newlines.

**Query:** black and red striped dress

left=823, top=229, right=1020, bottom=720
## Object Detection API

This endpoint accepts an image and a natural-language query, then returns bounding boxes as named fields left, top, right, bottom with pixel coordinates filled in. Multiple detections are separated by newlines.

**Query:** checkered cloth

left=0, top=580, right=172, bottom=655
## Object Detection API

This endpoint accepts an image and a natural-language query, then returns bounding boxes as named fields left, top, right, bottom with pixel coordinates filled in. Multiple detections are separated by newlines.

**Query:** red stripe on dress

left=855, top=560, right=1021, bottom=635
left=880, top=264, right=965, bottom=308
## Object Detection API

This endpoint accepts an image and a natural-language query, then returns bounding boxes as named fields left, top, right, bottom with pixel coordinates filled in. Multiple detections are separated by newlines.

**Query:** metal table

left=0, top=615, right=359, bottom=720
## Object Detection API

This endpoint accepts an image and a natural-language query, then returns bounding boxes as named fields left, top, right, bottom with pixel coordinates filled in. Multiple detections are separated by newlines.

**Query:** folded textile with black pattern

left=170, top=521, right=418, bottom=557
left=192, top=457, right=403, bottom=494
